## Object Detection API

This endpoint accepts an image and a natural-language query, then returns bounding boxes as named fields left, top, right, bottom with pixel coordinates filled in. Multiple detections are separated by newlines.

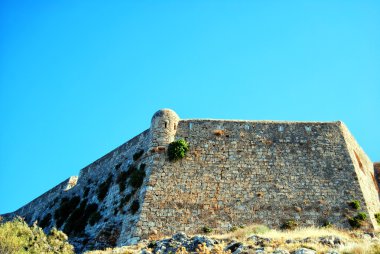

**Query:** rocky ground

left=85, top=225, right=380, bottom=254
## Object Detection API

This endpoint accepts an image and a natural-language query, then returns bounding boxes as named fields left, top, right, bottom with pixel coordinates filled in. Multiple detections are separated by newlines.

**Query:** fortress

left=2, top=109, right=380, bottom=251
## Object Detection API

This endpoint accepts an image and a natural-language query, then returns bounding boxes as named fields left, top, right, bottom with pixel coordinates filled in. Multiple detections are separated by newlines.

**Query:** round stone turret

left=150, top=108, right=180, bottom=148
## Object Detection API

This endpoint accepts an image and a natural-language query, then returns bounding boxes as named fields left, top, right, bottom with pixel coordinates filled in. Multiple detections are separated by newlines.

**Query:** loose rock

left=291, top=248, right=316, bottom=254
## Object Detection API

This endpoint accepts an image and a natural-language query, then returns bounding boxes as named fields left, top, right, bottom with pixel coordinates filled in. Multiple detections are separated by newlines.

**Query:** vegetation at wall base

left=322, top=220, right=332, bottom=228
left=202, top=226, right=213, bottom=234
left=230, top=226, right=238, bottom=232
left=375, top=213, right=380, bottom=224
left=356, top=212, right=367, bottom=221
left=83, top=224, right=380, bottom=254
left=0, top=217, right=74, bottom=254
left=348, top=212, right=367, bottom=229
left=281, top=220, right=298, bottom=230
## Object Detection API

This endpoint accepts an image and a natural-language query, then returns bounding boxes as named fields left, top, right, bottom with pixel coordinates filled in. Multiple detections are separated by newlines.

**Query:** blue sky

left=0, top=1, right=379, bottom=214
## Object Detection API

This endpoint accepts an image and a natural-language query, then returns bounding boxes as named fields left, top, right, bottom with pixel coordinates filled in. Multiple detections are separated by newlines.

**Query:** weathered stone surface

left=2, top=109, right=379, bottom=251
left=146, top=233, right=217, bottom=254
left=272, top=250, right=290, bottom=254
left=318, top=236, right=344, bottom=247
left=291, top=248, right=316, bottom=254
left=247, top=235, right=272, bottom=246
left=225, top=242, right=243, bottom=253
left=141, top=116, right=380, bottom=238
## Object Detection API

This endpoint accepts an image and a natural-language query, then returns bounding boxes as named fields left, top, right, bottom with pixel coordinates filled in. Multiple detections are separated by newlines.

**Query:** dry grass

left=259, top=226, right=352, bottom=240
left=339, top=241, right=380, bottom=254
left=210, top=225, right=379, bottom=254
left=210, top=224, right=270, bottom=242
left=84, top=242, right=146, bottom=254
left=85, top=225, right=380, bottom=254
left=176, top=243, right=231, bottom=254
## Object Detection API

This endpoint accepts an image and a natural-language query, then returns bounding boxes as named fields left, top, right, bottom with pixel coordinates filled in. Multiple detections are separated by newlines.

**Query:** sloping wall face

left=340, top=124, right=380, bottom=230
left=139, top=120, right=372, bottom=239
left=3, top=129, right=152, bottom=252
left=2, top=110, right=378, bottom=249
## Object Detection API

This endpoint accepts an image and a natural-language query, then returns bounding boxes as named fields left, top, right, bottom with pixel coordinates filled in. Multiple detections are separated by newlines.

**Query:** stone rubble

left=129, top=232, right=376, bottom=254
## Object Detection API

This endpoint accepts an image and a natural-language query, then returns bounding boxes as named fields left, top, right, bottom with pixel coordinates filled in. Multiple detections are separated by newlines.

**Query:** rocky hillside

left=84, top=225, right=380, bottom=254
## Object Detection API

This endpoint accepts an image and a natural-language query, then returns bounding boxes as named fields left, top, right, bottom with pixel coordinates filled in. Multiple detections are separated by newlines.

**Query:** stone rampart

left=2, top=109, right=379, bottom=251
left=2, top=129, right=153, bottom=251
left=139, top=119, right=379, bottom=239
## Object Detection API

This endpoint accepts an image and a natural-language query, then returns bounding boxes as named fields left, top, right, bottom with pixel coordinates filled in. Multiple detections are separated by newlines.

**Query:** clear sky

left=0, top=1, right=379, bottom=214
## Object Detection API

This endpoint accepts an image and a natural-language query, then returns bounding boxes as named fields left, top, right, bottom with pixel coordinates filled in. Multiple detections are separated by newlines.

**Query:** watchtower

left=149, top=108, right=179, bottom=148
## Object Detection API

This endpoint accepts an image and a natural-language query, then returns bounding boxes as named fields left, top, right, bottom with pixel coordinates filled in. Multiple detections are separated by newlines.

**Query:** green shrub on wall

left=356, top=212, right=367, bottom=221
left=349, top=200, right=361, bottom=210
left=167, top=139, right=189, bottom=161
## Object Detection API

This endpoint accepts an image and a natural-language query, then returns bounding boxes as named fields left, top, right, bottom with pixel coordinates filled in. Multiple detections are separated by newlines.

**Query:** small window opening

left=164, top=122, right=168, bottom=128
left=174, top=124, right=177, bottom=130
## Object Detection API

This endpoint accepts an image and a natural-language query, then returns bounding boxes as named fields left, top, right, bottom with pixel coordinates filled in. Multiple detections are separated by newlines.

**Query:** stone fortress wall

left=3, top=128, right=153, bottom=250
left=2, top=109, right=379, bottom=251
left=138, top=114, right=380, bottom=240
